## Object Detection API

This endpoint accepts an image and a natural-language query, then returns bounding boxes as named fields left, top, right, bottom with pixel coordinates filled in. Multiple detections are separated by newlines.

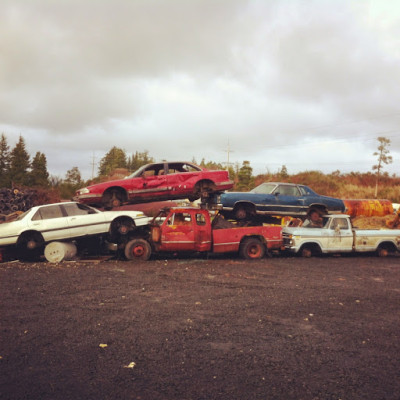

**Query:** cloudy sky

left=1, top=0, right=400, bottom=180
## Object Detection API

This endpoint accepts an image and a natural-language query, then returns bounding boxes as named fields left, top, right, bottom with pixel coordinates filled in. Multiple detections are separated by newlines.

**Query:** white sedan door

left=29, top=204, right=72, bottom=242
left=61, top=203, right=109, bottom=238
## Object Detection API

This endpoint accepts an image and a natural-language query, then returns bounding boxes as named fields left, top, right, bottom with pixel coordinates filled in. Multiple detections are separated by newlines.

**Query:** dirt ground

left=1, top=254, right=399, bottom=400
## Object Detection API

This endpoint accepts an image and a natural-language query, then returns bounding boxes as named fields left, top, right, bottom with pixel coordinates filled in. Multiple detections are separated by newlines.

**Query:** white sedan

left=0, top=201, right=150, bottom=260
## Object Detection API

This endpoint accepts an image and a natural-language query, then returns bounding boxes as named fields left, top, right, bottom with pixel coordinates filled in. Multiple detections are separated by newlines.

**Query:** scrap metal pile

left=0, top=188, right=53, bottom=222
left=0, top=187, right=39, bottom=212
left=352, top=210, right=400, bottom=229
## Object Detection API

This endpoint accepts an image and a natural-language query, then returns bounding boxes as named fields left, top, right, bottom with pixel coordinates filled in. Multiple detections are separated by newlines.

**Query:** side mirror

left=274, top=192, right=280, bottom=196
left=334, top=225, right=341, bottom=233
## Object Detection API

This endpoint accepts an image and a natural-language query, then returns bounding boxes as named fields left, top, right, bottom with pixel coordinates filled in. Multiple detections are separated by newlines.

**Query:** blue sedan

left=215, top=182, right=345, bottom=220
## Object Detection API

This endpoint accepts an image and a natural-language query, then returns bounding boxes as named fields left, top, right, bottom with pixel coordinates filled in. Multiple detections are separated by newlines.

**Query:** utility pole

left=91, top=152, right=96, bottom=180
left=223, top=140, right=234, bottom=170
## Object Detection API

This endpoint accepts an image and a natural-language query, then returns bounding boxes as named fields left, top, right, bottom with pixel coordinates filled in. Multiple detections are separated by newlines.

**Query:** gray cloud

left=0, top=0, right=399, bottom=179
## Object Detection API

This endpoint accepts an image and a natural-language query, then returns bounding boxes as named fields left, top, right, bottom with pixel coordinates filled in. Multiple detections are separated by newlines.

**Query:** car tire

left=239, top=238, right=265, bottom=259
left=111, top=218, right=133, bottom=236
left=234, top=205, right=254, bottom=221
left=124, top=239, right=152, bottom=261
left=300, top=246, right=313, bottom=258
left=102, top=189, right=123, bottom=210
left=17, top=232, right=45, bottom=261
left=194, top=181, right=215, bottom=200
left=308, top=207, right=327, bottom=217
left=377, top=245, right=389, bottom=257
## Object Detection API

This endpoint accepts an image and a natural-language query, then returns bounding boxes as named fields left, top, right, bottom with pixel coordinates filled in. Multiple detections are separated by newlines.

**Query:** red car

left=74, top=161, right=233, bottom=209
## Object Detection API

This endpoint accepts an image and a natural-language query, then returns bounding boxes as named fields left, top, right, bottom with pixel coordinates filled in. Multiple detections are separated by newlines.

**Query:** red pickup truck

left=123, top=207, right=282, bottom=260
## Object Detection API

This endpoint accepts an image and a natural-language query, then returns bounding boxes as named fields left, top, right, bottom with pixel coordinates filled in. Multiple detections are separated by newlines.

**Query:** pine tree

left=0, top=134, right=10, bottom=187
left=127, top=150, right=153, bottom=172
left=9, top=136, right=30, bottom=186
left=236, top=160, right=254, bottom=191
left=29, top=152, right=49, bottom=187
left=280, top=165, right=289, bottom=179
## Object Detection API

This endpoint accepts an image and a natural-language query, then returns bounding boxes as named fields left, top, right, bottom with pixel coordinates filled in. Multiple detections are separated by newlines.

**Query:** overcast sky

left=1, top=0, right=400, bottom=180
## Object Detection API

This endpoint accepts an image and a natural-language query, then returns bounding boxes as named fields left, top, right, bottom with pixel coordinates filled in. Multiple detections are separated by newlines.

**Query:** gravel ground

left=1, top=254, right=399, bottom=400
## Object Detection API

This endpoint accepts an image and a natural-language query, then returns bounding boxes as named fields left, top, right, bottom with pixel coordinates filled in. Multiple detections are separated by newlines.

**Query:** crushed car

left=0, top=201, right=150, bottom=261
left=74, top=161, right=233, bottom=209
left=214, top=182, right=345, bottom=220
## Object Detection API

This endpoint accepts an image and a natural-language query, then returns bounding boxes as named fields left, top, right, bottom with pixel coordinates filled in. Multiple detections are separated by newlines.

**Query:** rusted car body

left=75, top=161, right=233, bottom=209
left=343, top=199, right=393, bottom=218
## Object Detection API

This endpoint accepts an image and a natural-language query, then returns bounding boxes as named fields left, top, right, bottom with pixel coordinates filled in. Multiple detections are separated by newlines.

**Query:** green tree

left=236, top=160, right=254, bottom=191
left=29, top=152, right=49, bottom=187
left=65, top=167, right=83, bottom=186
left=200, top=159, right=224, bottom=170
left=127, top=150, right=153, bottom=172
left=0, top=134, right=10, bottom=187
left=58, top=167, right=83, bottom=199
left=373, top=137, right=393, bottom=198
left=49, top=175, right=62, bottom=188
left=227, top=165, right=237, bottom=184
left=279, top=165, right=289, bottom=179
left=98, top=147, right=127, bottom=176
left=9, top=135, right=30, bottom=186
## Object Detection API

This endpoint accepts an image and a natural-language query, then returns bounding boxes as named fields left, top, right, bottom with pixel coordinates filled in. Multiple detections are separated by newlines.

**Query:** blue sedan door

left=273, top=184, right=307, bottom=215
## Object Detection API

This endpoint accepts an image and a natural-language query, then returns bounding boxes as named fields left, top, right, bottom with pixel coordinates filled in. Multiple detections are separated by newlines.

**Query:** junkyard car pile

left=1, top=161, right=399, bottom=261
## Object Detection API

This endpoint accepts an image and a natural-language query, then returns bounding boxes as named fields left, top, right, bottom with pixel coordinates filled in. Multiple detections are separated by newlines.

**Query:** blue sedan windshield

left=250, top=183, right=277, bottom=194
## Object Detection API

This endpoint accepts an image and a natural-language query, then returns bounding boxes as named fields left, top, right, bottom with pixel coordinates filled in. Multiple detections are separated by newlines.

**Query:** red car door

left=127, top=164, right=168, bottom=202
left=164, top=162, right=201, bottom=196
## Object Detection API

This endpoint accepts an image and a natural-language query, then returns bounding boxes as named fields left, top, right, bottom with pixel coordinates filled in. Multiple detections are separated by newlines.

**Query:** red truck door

left=160, top=211, right=196, bottom=251
left=193, top=211, right=212, bottom=252
left=159, top=210, right=212, bottom=253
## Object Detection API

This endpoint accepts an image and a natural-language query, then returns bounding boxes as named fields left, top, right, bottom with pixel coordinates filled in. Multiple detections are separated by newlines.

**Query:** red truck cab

left=124, top=207, right=282, bottom=260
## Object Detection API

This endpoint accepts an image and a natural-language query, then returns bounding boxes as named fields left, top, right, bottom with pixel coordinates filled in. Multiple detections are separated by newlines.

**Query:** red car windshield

left=126, top=162, right=202, bottom=179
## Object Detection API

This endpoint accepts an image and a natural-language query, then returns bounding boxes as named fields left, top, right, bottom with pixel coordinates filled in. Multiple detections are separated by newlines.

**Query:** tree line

left=0, top=134, right=398, bottom=201
left=0, top=134, right=49, bottom=188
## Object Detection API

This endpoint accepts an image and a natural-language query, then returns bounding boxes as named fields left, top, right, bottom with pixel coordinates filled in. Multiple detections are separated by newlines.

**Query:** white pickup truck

left=282, top=214, right=400, bottom=257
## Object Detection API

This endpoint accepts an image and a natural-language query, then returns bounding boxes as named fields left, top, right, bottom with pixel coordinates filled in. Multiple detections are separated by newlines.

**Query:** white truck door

left=327, top=217, right=353, bottom=252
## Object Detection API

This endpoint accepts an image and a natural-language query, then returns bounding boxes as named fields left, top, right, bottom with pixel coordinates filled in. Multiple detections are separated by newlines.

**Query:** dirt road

left=1, top=255, right=399, bottom=400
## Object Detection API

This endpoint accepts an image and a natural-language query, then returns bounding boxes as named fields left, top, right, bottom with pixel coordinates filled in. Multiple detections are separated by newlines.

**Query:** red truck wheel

left=124, top=239, right=152, bottom=261
left=240, top=238, right=265, bottom=259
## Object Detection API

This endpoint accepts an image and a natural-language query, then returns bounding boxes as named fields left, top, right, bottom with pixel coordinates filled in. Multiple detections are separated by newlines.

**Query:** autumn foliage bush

left=251, top=170, right=400, bottom=202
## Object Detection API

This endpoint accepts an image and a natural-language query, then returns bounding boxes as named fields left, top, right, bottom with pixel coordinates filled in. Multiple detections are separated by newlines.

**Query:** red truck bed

left=212, top=225, right=282, bottom=254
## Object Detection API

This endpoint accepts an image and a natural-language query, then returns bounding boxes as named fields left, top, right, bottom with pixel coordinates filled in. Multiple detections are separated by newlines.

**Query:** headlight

left=78, top=188, right=90, bottom=195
